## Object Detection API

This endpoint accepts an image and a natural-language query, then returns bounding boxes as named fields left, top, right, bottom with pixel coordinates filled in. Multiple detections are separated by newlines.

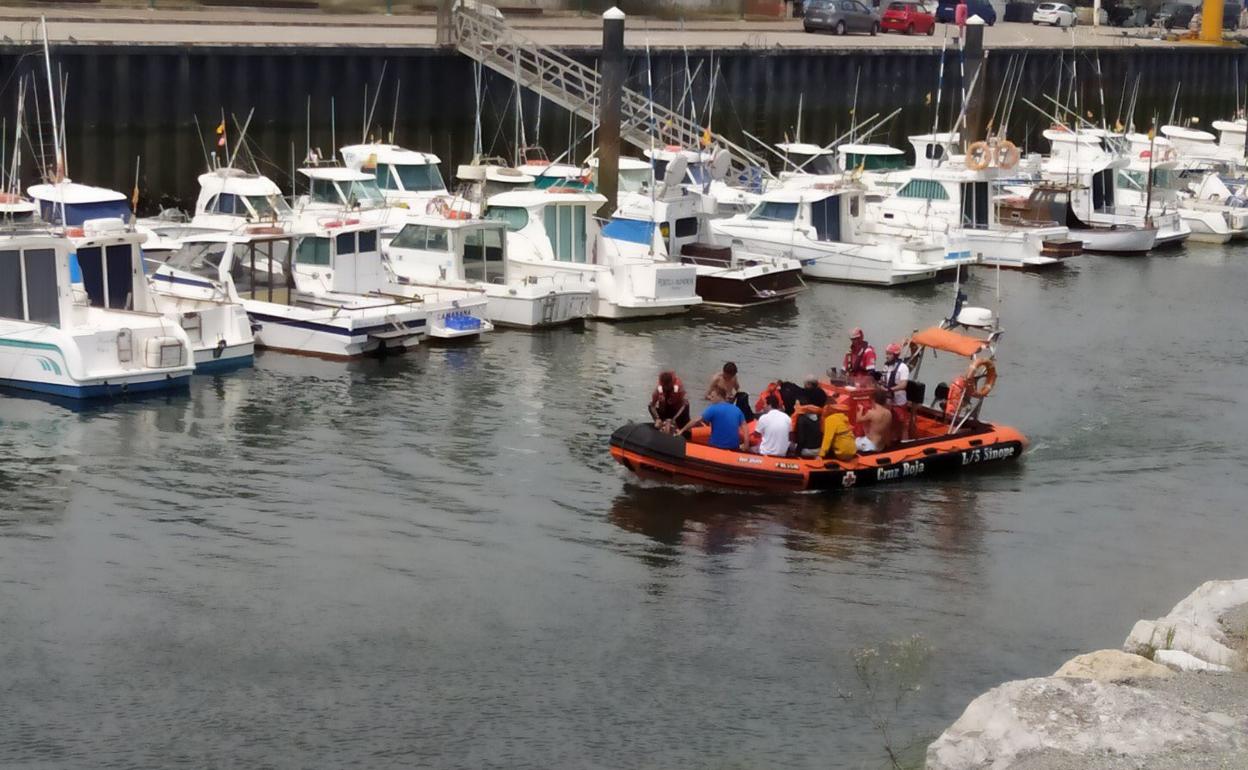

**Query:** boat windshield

left=392, top=163, right=446, bottom=192
left=618, top=168, right=651, bottom=193
left=844, top=152, right=907, bottom=171
left=246, top=194, right=291, bottom=218
left=798, top=154, right=837, bottom=175
left=687, top=163, right=712, bottom=185
left=485, top=206, right=530, bottom=232
left=747, top=201, right=799, bottom=222
left=344, top=179, right=386, bottom=208
left=165, top=241, right=227, bottom=281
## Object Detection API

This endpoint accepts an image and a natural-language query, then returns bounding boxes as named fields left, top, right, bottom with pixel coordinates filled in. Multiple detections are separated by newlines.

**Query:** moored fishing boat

left=609, top=304, right=1025, bottom=492
left=0, top=227, right=194, bottom=398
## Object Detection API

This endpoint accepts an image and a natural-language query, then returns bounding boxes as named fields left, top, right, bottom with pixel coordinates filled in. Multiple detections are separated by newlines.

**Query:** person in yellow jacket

left=819, top=410, right=857, bottom=461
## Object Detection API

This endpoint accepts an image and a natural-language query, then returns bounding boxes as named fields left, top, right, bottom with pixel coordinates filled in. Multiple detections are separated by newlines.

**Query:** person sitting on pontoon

left=753, top=395, right=792, bottom=457
left=681, top=385, right=747, bottom=451
left=649, top=371, right=690, bottom=433
left=855, top=391, right=894, bottom=454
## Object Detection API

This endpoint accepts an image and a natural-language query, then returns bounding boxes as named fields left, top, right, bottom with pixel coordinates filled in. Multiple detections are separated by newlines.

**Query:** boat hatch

left=0, top=247, right=60, bottom=325
left=463, top=226, right=506, bottom=284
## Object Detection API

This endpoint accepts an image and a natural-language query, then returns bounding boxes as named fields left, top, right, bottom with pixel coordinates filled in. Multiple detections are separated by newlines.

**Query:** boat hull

left=485, top=289, right=592, bottom=328
left=609, top=421, right=1025, bottom=493
left=693, top=268, right=806, bottom=308
left=246, top=311, right=424, bottom=359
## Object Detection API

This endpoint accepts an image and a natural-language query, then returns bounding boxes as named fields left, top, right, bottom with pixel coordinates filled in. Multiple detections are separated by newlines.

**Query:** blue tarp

left=601, top=218, right=655, bottom=246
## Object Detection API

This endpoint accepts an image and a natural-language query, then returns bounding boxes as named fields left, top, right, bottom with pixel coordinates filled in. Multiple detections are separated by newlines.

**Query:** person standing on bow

left=841, top=328, right=878, bottom=388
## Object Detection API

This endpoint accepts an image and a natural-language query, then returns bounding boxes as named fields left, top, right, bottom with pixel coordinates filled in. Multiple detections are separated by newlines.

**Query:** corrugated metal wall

left=0, top=44, right=1241, bottom=211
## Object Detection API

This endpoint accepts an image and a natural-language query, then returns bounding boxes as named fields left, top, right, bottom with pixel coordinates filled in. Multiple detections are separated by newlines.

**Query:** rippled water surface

left=2, top=246, right=1246, bottom=769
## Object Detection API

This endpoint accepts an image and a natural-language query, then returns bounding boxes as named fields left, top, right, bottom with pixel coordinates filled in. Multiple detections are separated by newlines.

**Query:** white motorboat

left=1042, top=128, right=1190, bottom=248
left=995, top=183, right=1158, bottom=255
left=585, top=156, right=653, bottom=194
left=483, top=188, right=700, bottom=319
left=290, top=219, right=494, bottom=340
left=151, top=227, right=425, bottom=358
left=601, top=158, right=806, bottom=308
left=30, top=180, right=258, bottom=370
left=710, top=182, right=950, bottom=286
left=339, top=142, right=450, bottom=213
left=0, top=226, right=194, bottom=398
left=292, top=165, right=410, bottom=237
left=385, top=212, right=591, bottom=328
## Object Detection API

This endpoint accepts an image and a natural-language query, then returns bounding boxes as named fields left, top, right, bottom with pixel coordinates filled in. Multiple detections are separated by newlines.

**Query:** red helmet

left=885, top=342, right=902, bottom=355
left=849, top=327, right=864, bottom=340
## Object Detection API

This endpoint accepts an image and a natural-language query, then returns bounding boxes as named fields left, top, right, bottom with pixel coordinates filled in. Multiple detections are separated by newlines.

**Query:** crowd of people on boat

left=647, top=329, right=921, bottom=461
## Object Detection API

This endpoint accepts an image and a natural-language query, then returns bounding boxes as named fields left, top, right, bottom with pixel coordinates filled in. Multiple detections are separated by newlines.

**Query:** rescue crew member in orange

left=842, top=328, right=878, bottom=388
left=649, top=371, right=690, bottom=431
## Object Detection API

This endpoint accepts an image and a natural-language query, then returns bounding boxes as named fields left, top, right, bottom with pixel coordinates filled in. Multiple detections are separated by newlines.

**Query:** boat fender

left=966, top=359, right=997, bottom=399
left=966, top=141, right=992, bottom=171
left=994, top=140, right=1020, bottom=170
left=944, top=377, right=966, bottom=421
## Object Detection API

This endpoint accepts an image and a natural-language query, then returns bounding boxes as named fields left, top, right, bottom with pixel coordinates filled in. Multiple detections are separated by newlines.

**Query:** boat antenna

left=796, top=93, right=803, bottom=144
left=40, top=17, right=66, bottom=228
left=932, top=30, right=948, bottom=139
left=850, top=67, right=860, bottom=144
left=362, top=61, right=387, bottom=143
left=390, top=78, right=400, bottom=144
left=1168, top=83, right=1180, bottom=128
left=330, top=96, right=336, bottom=162
left=58, top=66, right=69, bottom=182
left=305, top=94, right=312, bottom=161
left=193, top=114, right=211, bottom=171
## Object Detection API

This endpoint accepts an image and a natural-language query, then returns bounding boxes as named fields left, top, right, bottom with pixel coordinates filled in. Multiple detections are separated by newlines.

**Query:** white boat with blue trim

left=0, top=227, right=194, bottom=398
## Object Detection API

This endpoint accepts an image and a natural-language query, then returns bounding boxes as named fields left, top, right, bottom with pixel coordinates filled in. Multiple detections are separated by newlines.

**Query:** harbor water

left=2, top=245, right=1247, bottom=768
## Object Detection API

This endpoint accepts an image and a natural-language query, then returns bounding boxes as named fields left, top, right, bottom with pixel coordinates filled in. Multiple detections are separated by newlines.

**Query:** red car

left=880, top=0, right=936, bottom=33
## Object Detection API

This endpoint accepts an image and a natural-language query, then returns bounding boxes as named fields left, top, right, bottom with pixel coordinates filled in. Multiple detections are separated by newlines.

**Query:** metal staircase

left=452, top=2, right=771, bottom=182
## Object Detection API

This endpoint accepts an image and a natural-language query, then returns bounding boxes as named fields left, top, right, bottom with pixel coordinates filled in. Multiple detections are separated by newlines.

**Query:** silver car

left=804, top=0, right=882, bottom=34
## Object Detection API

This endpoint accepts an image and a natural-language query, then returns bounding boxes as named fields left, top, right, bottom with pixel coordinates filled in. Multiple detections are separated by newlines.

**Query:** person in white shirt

left=883, top=342, right=910, bottom=407
left=753, top=394, right=793, bottom=457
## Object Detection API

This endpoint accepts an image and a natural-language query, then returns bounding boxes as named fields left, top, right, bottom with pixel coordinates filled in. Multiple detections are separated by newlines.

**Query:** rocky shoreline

left=927, top=579, right=1248, bottom=770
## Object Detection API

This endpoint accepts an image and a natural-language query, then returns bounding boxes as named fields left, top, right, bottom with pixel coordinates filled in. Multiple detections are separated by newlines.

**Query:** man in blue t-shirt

left=682, top=386, right=747, bottom=451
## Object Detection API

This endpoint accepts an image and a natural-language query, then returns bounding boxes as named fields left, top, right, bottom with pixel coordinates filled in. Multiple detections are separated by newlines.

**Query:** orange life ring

left=966, top=359, right=997, bottom=399
left=994, top=140, right=1020, bottom=169
left=965, top=141, right=991, bottom=171
left=445, top=209, right=472, bottom=220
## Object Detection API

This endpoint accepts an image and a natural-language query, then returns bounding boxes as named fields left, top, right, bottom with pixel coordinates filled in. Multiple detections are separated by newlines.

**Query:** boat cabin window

left=484, top=206, right=529, bottom=232
left=344, top=179, right=385, bottom=208
left=960, top=181, right=990, bottom=228
left=798, top=154, right=837, bottom=176
left=206, top=193, right=244, bottom=216
left=247, top=194, right=291, bottom=219
left=898, top=178, right=949, bottom=201
left=336, top=232, right=355, bottom=256
left=75, top=245, right=135, bottom=310
left=358, top=229, right=378, bottom=253
left=167, top=242, right=227, bottom=280
left=686, top=164, right=712, bottom=186
left=844, top=152, right=907, bottom=171
left=391, top=163, right=446, bottom=192
left=296, top=236, right=332, bottom=266
left=310, top=178, right=341, bottom=205
left=38, top=199, right=132, bottom=227
left=1118, top=169, right=1178, bottom=191
left=232, top=239, right=293, bottom=304
left=674, top=217, right=699, bottom=238
left=0, top=249, right=59, bottom=326
left=543, top=204, right=587, bottom=263
left=1091, top=168, right=1115, bottom=210
left=810, top=195, right=842, bottom=242
left=618, top=168, right=650, bottom=193
left=651, top=159, right=669, bottom=182
left=747, top=201, right=799, bottom=222
left=390, top=224, right=451, bottom=252
left=924, top=143, right=946, bottom=161
left=462, top=227, right=506, bottom=283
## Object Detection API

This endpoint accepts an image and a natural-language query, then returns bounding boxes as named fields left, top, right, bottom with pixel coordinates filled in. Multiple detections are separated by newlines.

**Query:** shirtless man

left=706, top=361, right=753, bottom=420
left=855, top=390, right=893, bottom=453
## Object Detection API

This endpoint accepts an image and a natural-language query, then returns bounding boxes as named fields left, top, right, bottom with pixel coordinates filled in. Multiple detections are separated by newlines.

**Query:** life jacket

left=945, top=376, right=967, bottom=422
left=755, top=381, right=787, bottom=414
left=652, top=376, right=686, bottom=410
left=843, top=344, right=877, bottom=375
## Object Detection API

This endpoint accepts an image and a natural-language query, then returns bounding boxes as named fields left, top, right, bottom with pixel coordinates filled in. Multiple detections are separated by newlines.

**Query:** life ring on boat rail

left=966, top=358, right=997, bottom=399
left=965, top=141, right=992, bottom=171
left=65, top=226, right=84, bottom=238
left=994, top=140, right=1020, bottom=170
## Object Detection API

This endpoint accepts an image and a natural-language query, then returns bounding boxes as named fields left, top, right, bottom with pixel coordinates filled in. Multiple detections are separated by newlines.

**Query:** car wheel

left=804, top=24, right=814, bottom=31
left=871, top=21, right=880, bottom=34
left=926, top=21, right=934, bottom=33
left=1032, top=20, right=1038, bottom=24
left=906, top=23, right=915, bottom=34
left=836, top=20, right=847, bottom=34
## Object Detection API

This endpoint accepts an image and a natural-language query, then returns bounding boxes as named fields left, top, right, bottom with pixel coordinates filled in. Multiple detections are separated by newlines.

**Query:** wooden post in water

left=597, top=7, right=626, bottom=218
left=963, top=17, right=987, bottom=145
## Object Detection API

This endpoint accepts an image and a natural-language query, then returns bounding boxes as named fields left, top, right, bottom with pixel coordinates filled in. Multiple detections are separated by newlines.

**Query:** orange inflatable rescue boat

left=610, top=311, right=1026, bottom=493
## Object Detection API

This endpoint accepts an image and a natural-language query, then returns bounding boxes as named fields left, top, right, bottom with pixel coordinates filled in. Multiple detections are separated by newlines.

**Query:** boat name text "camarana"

left=961, top=445, right=1016, bottom=465
left=877, top=460, right=924, bottom=481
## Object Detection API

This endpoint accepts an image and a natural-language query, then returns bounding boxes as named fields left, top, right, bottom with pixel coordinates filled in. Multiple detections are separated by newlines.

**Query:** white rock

left=1124, top=618, right=1240, bottom=669
left=1154, top=648, right=1233, bottom=673
left=926, top=677, right=1246, bottom=770
left=1054, top=649, right=1174, bottom=682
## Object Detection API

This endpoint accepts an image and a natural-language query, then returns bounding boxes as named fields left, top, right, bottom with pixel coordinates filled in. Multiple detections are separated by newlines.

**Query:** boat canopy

left=910, top=326, right=988, bottom=357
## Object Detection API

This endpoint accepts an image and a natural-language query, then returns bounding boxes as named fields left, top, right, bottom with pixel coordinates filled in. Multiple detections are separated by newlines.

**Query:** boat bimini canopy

left=909, top=326, right=990, bottom=358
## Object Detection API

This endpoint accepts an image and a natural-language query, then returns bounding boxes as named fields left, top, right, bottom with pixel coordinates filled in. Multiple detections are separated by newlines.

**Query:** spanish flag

left=700, top=127, right=712, bottom=147
left=216, top=120, right=226, bottom=148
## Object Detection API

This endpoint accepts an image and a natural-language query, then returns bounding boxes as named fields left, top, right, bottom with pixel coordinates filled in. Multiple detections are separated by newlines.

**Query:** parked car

left=934, top=0, right=999, bottom=24
left=1153, top=1, right=1196, bottom=28
left=1032, top=1, right=1077, bottom=24
left=803, top=0, right=883, bottom=34
left=881, top=0, right=938, bottom=32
